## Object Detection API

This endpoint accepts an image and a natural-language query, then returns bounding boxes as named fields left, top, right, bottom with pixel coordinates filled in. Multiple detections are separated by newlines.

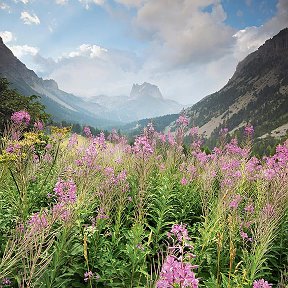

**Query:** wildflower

left=176, top=115, right=189, bottom=127
left=244, top=204, right=254, bottom=213
left=156, top=255, right=198, bottom=288
left=229, top=194, right=242, bottom=209
left=11, top=110, right=31, bottom=125
left=181, top=177, right=188, bottom=186
left=169, top=223, right=190, bottom=242
left=68, top=133, right=78, bottom=148
left=52, top=203, right=71, bottom=222
left=219, top=128, right=228, bottom=135
left=28, top=211, right=49, bottom=233
left=253, top=279, right=272, bottom=288
left=133, top=135, right=154, bottom=157
left=1, top=277, right=11, bottom=286
left=190, top=127, right=199, bottom=136
left=53, top=179, right=77, bottom=204
left=244, top=124, right=254, bottom=136
left=34, top=121, right=44, bottom=130
left=84, top=271, right=93, bottom=282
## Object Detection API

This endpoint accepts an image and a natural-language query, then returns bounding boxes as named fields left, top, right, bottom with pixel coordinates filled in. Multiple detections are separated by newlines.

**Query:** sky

left=0, top=0, right=287, bottom=105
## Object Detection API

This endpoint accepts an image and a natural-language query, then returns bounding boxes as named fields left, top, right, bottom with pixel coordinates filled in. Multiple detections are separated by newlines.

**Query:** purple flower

left=2, top=278, right=11, bottom=286
left=176, top=115, right=189, bottom=127
left=83, top=126, right=92, bottom=137
left=11, top=110, right=31, bottom=125
left=190, top=127, right=199, bottom=136
left=170, top=223, right=190, bottom=242
left=180, top=177, right=188, bottom=186
left=84, top=271, right=93, bottom=282
left=229, top=194, right=242, bottom=209
left=253, top=279, right=272, bottom=288
left=156, top=256, right=198, bottom=288
left=28, top=211, right=48, bottom=233
left=34, top=121, right=44, bottom=130
left=53, top=179, right=77, bottom=204
left=133, top=135, right=154, bottom=157
left=244, top=124, right=254, bottom=136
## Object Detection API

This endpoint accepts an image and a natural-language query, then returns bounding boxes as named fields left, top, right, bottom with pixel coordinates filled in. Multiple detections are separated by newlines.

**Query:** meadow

left=0, top=111, right=287, bottom=287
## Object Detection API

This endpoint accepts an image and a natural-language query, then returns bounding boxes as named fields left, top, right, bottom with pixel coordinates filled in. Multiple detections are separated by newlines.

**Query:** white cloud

left=55, top=0, right=68, bottom=4
left=78, top=0, right=105, bottom=9
left=0, top=2, right=10, bottom=10
left=132, top=0, right=234, bottom=68
left=115, top=0, right=145, bottom=7
left=66, top=44, right=108, bottom=58
left=0, top=31, right=14, bottom=43
left=10, top=45, right=39, bottom=58
left=233, top=0, right=288, bottom=60
left=20, top=11, right=40, bottom=25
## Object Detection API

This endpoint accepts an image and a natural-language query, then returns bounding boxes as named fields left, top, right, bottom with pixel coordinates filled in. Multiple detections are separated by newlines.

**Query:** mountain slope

left=166, top=28, right=288, bottom=139
left=0, top=37, right=119, bottom=128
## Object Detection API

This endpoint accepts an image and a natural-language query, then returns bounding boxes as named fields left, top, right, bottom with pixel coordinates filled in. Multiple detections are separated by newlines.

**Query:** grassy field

left=0, top=114, right=287, bottom=287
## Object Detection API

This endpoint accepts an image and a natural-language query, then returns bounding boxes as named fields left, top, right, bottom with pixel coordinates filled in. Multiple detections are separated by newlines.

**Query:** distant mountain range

left=0, top=38, right=182, bottom=128
left=129, top=28, right=288, bottom=141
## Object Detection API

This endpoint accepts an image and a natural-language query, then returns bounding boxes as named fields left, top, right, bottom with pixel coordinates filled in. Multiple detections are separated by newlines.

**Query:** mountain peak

left=130, top=82, right=163, bottom=100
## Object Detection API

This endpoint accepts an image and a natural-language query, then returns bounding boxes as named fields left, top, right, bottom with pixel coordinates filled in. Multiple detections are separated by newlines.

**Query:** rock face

left=86, top=82, right=183, bottom=123
left=165, top=28, right=288, bottom=139
left=130, top=82, right=163, bottom=100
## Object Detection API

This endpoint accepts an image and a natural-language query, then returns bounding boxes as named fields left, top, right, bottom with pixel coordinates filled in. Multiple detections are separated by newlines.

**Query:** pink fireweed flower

left=11, top=110, right=31, bottom=125
left=156, top=255, right=198, bottom=288
left=244, top=204, right=254, bottom=213
left=68, top=133, right=78, bottom=148
left=229, top=194, right=242, bottom=209
left=176, top=115, right=189, bottom=127
left=28, top=211, right=49, bottom=233
left=52, top=203, right=71, bottom=222
left=244, top=124, right=254, bottom=136
left=219, top=127, right=228, bottom=135
left=169, top=223, right=190, bottom=242
left=34, top=121, right=44, bottom=130
left=1, top=278, right=11, bottom=286
left=133, top=135, right=154, bottom=157
left=83, top=126, right=92, bottom=137
left=53, top=179, right=77, bottom=204
left=84, top=271, right=93, bottom=282
left=181, top=177, right=188, bottom=186
left=190, top=126, right=199, bottom=136
left=262, top=204, right=275, bottom=218
left=253, top=279, right=272, bottom=288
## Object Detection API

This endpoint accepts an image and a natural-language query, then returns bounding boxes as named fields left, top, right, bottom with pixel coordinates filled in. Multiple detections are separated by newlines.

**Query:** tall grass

left=0, top=113, right=287, bottom=287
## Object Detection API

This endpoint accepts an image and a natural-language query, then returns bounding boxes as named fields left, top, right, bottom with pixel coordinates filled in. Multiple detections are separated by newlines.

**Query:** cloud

left=55, top=0, right=68, bottom=4
left=0, top=31, right=14, bottom=43
left=132, top=0, right=234, bottom=69
left=78, top=0, right=105, bottom=9
left=20, top=11, right=40, bottom=25
left=9, top=45, right=39, bottom=58
left=233, top=0, right=288, bottom=60
left=114, top=0, right=145, bottom=7
left=66, top=44, right=108, bottom=58
left=0, top=2, right=10, bottom=11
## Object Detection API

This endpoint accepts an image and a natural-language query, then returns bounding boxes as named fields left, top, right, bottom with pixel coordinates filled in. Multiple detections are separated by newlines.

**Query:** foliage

left=0, top=114, right=287, bottom=287
left=0, top=78, right=50, bottom=133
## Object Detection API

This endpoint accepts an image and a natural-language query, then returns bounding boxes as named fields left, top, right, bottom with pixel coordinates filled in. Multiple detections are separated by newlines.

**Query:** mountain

left=165, top=28, right=288, bottom=141
left=0, top=37, right=120, bottom=129
left=0, top=38, right=182, bottom=128
left=85, top=82, right=183, bottom=122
